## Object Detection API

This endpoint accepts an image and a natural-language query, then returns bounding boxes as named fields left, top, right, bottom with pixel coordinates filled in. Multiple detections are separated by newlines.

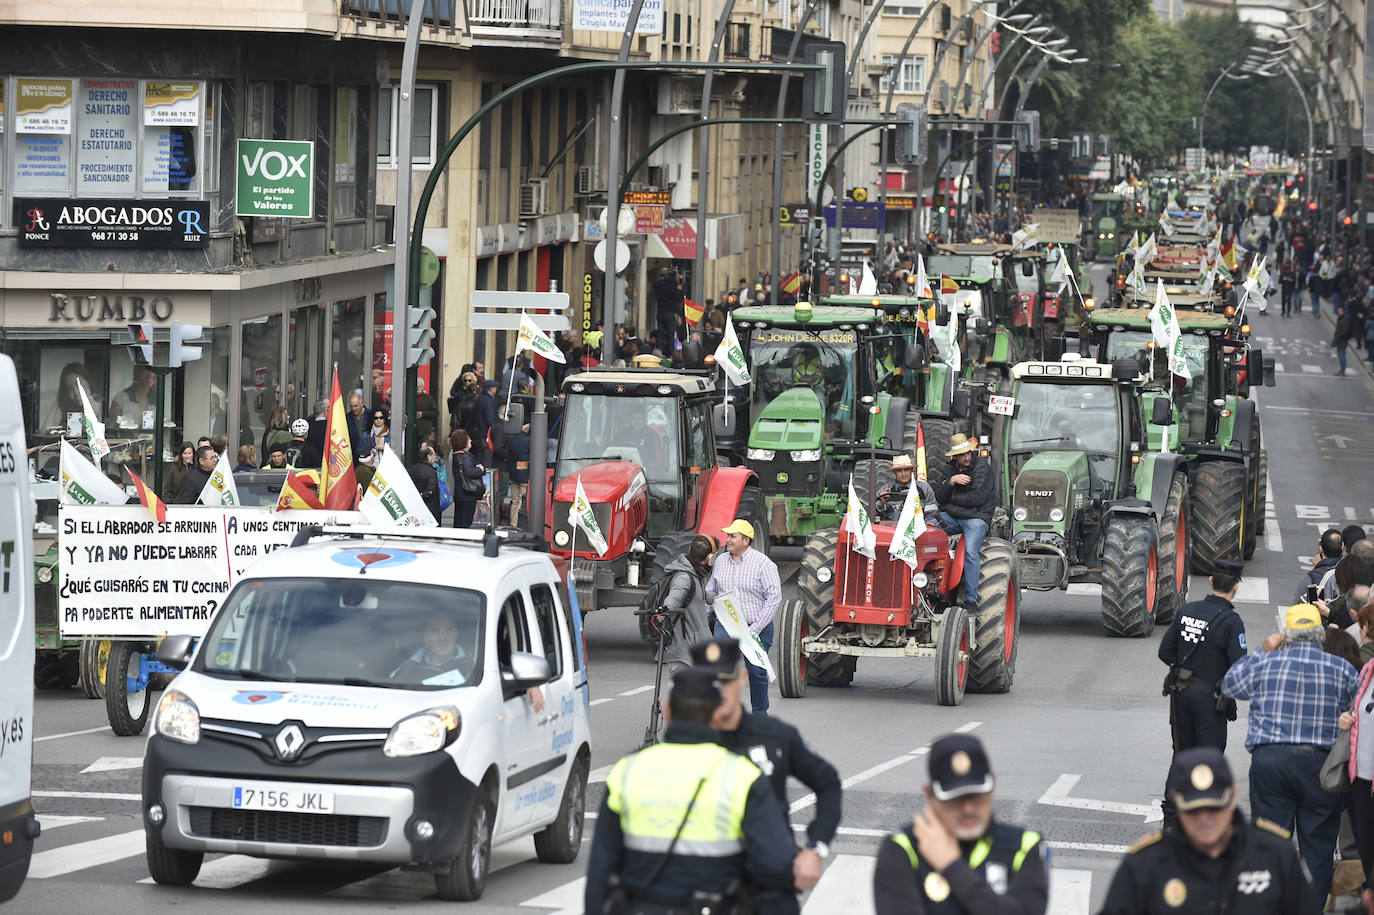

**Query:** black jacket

left=408, top=459, right=441, bottom=521
left=931, top=455, right=996, bottom=524
left=1158, top=593, right=1247, bottom=686
left=451, top=450, right=484, bottom=503
left=175, top=466, right=212, bottom=505
left=718, top=713, right=841, bottom=848
left=654, top=276, right=686, bottom=314
left=306, top=415, right=328, bottom=462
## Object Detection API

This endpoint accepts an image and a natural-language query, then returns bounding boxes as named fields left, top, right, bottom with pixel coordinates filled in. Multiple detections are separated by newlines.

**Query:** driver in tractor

left=930, top=434, right=997, bottom=610
left=791, top=343, right=824, bottom=387
left=876, top=455, right=940, bottom=523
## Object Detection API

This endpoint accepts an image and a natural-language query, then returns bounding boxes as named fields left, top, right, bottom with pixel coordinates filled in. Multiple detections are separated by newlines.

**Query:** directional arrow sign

left=1322, top=434, right=1353, bottom=449
left=1038, top=773, right=1163, bottom=823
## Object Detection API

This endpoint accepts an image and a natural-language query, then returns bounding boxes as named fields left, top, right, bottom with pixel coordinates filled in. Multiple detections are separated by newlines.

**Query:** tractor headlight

left=1013, top=506, right=1029, bottom=522
left=816, top=566, right=833, bottom=583
left=554, top=530, right=570, bottom=547
left=912, top=572, right=929, bottom=588
left=791, top=449, right=822, bottom=462
left=1049, top=508, right=1065, bottom=522
left=747, top=448, right=776, bottom=461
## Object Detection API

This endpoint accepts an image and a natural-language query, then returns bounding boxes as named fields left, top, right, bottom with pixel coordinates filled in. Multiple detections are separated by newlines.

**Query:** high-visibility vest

left=792, top=355, right=823, bottom=384
left=888, top=822, right=1042, bottom=912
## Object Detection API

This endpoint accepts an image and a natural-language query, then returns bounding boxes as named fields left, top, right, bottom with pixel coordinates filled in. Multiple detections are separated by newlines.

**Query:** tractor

left=1085, top=193, right=1128, bottom=262
left=543, top=367, right=764, bottom=618
left=992, top=354, right=1190, bottom=637
left=926, top=243, right=1035, bottom=385
left=776, top=501, right=1020, bottom=704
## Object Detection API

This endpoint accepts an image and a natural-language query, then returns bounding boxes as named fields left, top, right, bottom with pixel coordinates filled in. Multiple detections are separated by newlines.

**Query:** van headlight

left=554, top=530, right=570, bottom=547
left=1012, top=506, right=1029, bottom=522
left=747, top=448, right=776, bottom=460
left=155, top=690, right=200, bottom=745
left=384, top=707, right=461, bottom=758
left=1049, top=508, right=1065, bottom=522
left=791, top=449, right=822, bottom=462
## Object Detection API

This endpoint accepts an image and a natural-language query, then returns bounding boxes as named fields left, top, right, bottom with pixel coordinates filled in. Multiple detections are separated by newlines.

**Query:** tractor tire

left=1155, top=473, right=1190, bottom=626
left=849, top=461, right=894, bottom=513
left=80, top=638, right=112, bottom=700
left=35, top=653, right=80, bottom=690
left=642, top=531, right=698, bottom=646
left=1255, top=449, right=1269, bottom=535
left=967, top=539, right=1019, bottom=694
left=776, top=599, right=808, bottom=699
left=934, top=605, right=971, bottom=706
left=735, top=484, right=770, bottom=558
left=1189, top=461, right=1247, bottom=574
left=796, top=528, right=857, bottom=687
left=105, top=641, right=153, bottom=736
left=1242, top=422, right=1261, bottom=560
left=1100, top=517, right=1159, bottom=638
left=918, top=416, right=956, bottom=487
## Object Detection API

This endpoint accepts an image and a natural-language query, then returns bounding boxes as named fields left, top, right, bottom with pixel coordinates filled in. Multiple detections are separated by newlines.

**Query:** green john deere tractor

left=1086, top=307, right=1273, bottom=573
left=993, top=355, right=1190, bottom=636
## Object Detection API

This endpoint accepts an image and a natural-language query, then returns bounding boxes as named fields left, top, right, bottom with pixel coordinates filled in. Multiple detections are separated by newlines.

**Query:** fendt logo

left=1023, top=490, right=1054, bottom=498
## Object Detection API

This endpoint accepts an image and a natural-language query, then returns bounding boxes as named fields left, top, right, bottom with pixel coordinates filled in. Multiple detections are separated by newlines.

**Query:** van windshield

left=196, top=578, right=486, bottom=690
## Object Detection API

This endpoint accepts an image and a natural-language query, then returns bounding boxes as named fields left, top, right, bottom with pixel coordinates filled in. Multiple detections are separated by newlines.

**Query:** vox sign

left=236, top=139, right=315, bottom=219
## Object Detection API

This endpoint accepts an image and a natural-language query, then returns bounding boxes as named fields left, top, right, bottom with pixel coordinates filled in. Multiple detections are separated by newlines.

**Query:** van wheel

left=145, top=829, right=203, bottom=885
left=105, top=641, right=152, bottom=736
left=534, top=760, right=587, bottom=864
left=435, top=797, right=493, bottom=900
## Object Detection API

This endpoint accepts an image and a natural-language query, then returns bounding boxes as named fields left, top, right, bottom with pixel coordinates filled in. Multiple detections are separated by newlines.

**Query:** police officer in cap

left=1099, top=747, right=1317, bottom=914
left=1157, top=558, right=1247, bottom=831
left=691, top=637, right=841, bottom=913
left=873, top=734, right=1047, bottom=914
left=585, top=668, right=795, bottom=915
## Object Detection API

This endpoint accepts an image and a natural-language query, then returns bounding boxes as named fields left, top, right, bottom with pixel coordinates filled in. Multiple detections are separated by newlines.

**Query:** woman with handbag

left=449, top=430, right=486, bottom=529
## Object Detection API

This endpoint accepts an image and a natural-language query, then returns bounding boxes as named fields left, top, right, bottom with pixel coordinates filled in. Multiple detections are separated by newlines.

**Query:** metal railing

left=342, top=0, right=461, bottom=29
left=466, top=0, right=561, bottom=29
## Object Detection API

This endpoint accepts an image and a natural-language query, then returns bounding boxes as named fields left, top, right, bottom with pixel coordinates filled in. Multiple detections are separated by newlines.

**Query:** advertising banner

left=572, top=0, right=662, bottom=32
left=143, top=82, right=201, bottom=126
left=17, top=198, right=209, bottom=249
left=76, top=79, right=137, bottom=196
left=236, top=139, right=315, bottom=218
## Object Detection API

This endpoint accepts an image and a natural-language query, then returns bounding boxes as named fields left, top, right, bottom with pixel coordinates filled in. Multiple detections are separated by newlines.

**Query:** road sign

left=470, top=312, right=572, bottom=331
left=1184, top=147, right=1205, bottom=171
left=470, top=290, right=572, bottom=331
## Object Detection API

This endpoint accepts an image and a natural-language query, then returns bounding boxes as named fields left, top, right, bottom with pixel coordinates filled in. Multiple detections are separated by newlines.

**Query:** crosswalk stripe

left=802, top=853, right=874, bottom=912
left=136, top=854, right=274, bottom=889
left=1069, top=578, right=1269, bottom=604
left=518, top=876, right=586, bottom=914
left=1301, top=364, right=1323, bottom=374
left=28, top=829, right=145, bottom=879
left=1049, top=868, right=1093, bottom=915
left=37, top=815, right=104, bottom=831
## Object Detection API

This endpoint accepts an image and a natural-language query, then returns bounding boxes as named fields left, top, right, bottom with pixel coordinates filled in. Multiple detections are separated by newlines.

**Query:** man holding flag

left=705, top=519, right=781, bottom=715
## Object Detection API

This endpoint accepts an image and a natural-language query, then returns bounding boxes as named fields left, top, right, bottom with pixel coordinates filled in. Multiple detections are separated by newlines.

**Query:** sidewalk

left=1258, top=289, right=1374, bottom=380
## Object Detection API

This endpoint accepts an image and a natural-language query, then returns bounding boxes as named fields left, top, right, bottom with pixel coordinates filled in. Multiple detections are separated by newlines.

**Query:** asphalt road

left=14, top=266, right=1374, bottom=914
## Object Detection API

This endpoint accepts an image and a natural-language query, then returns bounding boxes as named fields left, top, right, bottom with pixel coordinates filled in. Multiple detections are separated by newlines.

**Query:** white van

left=142, top=525, right=591, bottom=901
left=0, top=355, right=37, bottom=904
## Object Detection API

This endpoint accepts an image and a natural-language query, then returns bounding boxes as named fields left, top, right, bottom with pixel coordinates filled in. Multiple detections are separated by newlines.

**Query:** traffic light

left=1343, top=215, right=1354, bottom=226
left=406, top=304, right=436, bottom=367
left=894, top=104, right=927, bottom=165
left=1308, top=201, right=1318, bottom=211
left=1285, top=179, right=1294, bottom=188
left=127, top=322, right=154, bottom=366
left=803, top=40, right=846, bottom=124
left=168, top=322, right=206, bottom=367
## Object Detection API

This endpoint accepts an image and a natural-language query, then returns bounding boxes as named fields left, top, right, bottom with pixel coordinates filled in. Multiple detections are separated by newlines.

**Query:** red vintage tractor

left=777, top=518, right=1020, bottom=705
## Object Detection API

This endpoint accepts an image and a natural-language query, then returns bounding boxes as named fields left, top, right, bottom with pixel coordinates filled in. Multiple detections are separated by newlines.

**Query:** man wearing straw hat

left=930, top=434, right=996, bottom=609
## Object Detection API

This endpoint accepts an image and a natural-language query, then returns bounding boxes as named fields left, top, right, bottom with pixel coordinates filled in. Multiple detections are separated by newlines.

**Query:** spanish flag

left=781, top=272, right=802, bottom=296
left=276, top=467, right=324, bottom=511
left=124, top=466, right=167, bottom=523
left=916, top=422, right=928, bottom=482
left=1221, top=237, right=1237, bottom=271
left=320, top=366, right=358, bottom=511
left=683, top=298, right=705, bottom=329
left=940, top=274, right=959, bottom=294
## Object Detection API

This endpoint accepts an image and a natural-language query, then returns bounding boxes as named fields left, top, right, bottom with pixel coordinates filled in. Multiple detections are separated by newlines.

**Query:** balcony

left=343, top=0, right=460, bottom=28
left=724, top=21, right=751, bottom=59
left=466, top=0, right=562, bottom=42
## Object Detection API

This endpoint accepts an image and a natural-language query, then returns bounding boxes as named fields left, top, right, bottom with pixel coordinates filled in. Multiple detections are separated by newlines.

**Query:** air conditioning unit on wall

left=575, top=165, right=598, bottom=196
left=520, top=178, right=549, bottom=217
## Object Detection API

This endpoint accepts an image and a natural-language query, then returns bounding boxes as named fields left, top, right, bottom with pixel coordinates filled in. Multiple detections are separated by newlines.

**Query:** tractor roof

left=561, top=369, right=714, bottom=396
left=732, top=303, right=884, bottom=327
left=934, top=242, right=1012, bottom=255
left=1010, top=357, right=1122, bottom=381
left=1087, top=307, right=1234, bottom=332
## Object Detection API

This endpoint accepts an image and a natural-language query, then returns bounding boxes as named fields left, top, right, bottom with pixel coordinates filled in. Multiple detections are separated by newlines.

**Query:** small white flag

left=848, top=274, right=858, bottom=295
left=845, top=475, right=877, bottom=559
left=516, top=313, right=566, bottom=364
left=358, top=446, right=438, bottom=527
left=914, top=254, right=933, bottom=297
left=713, top=313, right=752, bottom=386
left=77, top=380, right=109, bottom=461
left=888, top=483, right=929, bottom=570
left=571, top=476, right=610, bottom=556
left=712, top=591, right=776, bottom=682
left=1011, top=223, right=1040, bottom=251
left=1150, top=280, right=1191, bottom=380
left=859, top=261, right=878, bottom=296
left=198, top=449, right=240, bottom=506
left=59, top=439, right=127, bottom=506
left=1048, top=254, right=1068, bottom=288
left=1159, top=213, right=1175, bottom=236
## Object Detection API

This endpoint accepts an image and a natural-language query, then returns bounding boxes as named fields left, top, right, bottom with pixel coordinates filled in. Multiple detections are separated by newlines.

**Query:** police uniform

left=872, top=735, right=1048, bottom=915
left=691, top=639, right=842, bottom=915
left=584, top=669, right=796, bottom=915
left=1099, top=748, right=1319, bottom=915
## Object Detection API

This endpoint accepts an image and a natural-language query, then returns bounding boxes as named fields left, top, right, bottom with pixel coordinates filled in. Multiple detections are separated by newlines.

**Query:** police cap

left=928, top=734, right=995, bottom=801
left=689, top=637, right=744, bottom=679
left=1212, top=559, right=1244, bottom=579
left=670, top=667, right=723, bottom=705
left=1167, top=747, right=1235, bottom=810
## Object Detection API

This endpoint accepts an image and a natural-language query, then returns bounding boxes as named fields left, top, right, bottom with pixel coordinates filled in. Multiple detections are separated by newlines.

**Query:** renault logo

left=275, top=724, right=306, bottom=761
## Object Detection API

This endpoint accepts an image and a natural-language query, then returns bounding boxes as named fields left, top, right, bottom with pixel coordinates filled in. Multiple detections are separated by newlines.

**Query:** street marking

left=1048, top=868, right=1093, bottom=915
left=1038, top=773, right=1162, bottom=823
left=1322, top=434, right=1353, bottom=449
left=36, top=815, right=104, bottom=830
left=34, top=725, right=111, bottom=742
left=1264, top=478, right=1282, bottom=553
left=27, top=829, right=144, bottom=879
left=136, top=854, right=275, bottom=889
left=588, top=763, right=614, bottom=784
left=1266, top=405, right=1374, bottom=418
left=791, top=823, right=891, bottom=838
left=955, top=721, right=982, bottom=733
left=80, top=757, right=143, bottom=774
left=33, top=790, right=140, bottom=801
left=791, top=723, right=979, bottom=813
left=588, top=697, right=614, bottom=706
left=519, top=877, right=586, bottom=914
left=1347, top=506, right=1360, bottom=520
left=618, top=685, right=654, bottom=697
left=1051, top=841, right=1129, bottom=855
left=802, top=854, right=874, bottom=913
left=1302, top=364, right=1323, bottom=374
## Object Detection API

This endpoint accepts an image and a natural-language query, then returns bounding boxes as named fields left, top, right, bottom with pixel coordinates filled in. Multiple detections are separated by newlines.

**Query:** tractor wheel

left=796, top=528, right=857, bottom=687
left=776, top=599, right=807, bottom=699
left=735, top=484, right=770, bottom=557
left=918, top=416, right=956, bottom=487
left=1242, top=422, right=1261, bottom=559
left=1255, top=449, right=1269, bottom=535
left=80, top=638, right=112, bottom=699
left=967, top=539, right=1019, bottom=694
left=35, top=652, right=80, bottom=690
left=1100, top=517, right=1159, bottom=638
left=1189, top=461, right=1247, bottom=574
left=849, top=461, right=894, bottom=513
left=105, top=641, right=153, bottom=736
left=1155, top=473, right=1190, bottom=626
left=642, top=531, right=698, bottom=646
left=934, top=605, right=971, bottom=706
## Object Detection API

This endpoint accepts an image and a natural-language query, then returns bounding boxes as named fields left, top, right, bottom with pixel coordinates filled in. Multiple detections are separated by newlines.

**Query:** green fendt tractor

left=926, top=243, right=1041, bottom=385
left=993, top=355, right=1189, bottom=636
left=1085, top=194, right=1128, bottom=262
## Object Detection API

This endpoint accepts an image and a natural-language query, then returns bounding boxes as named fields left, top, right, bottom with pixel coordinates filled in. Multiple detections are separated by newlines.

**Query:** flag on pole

left=516, top=313, right=567, bottom=364
left=124, top=465, right=167, bottom=523
left=940, top=274, right=959, bottom=294
left=914, top=255, right=933, bottom=297
left=916, top=422, right=928, bottom=482
left=358, top=445, right=438, bottom=526
left=1150, top=280, right=1192, bottom=380
left=1207, top=228, right=1221, bottom=263
left=1198, top=266, right=1216, bottom=298
left=1011, top=223, right=1040, bottom=251
left=321, top=367, right=358, bottom=511
left=198, top=449, right=240, bottom=506
left=780, top=272, right=802, bottom=296
left=712, top=591, right=776, bottom=681
left=1221, top=237, right=1237, bottom=270
left=1129, top=259, right=1147, bottom=296
left=845, top=475, right=877, bottom=559
left=1159, top=212, right=1175, bottom=236
left=1048, top=254, right=1068, bottom=288
left=76, top=380, right=109, bottom=461
left=859, top=261, right=878, bottom=296
left=713, top=313, right=752, bottom=386
left=59, top=440, right=127, bottom=505
left=275, top=467, right=325, bottom=511
left=887, top=482, right=929, bottom=570
left=683, top=298, right=705, bottom=328
left=571, top=476, right=610, bottom=556
left=848, top=274, right=858, bottom=296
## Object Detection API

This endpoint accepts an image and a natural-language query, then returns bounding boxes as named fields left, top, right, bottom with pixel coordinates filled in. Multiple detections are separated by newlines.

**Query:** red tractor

left=544, top=368, right=766, bottom=619
left=776, top=517, right=1020, bottom=705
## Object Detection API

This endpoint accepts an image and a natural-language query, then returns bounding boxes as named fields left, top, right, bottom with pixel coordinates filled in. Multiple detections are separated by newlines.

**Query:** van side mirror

left=157, top=634, right=196, bottom=670
left=502, top=651, right=552, bottom=699
left=712, top=402, right=737, bottom=438
left=1150, top=398, right=1172, bottom=426
left=503, top=402, right=526, bottom=434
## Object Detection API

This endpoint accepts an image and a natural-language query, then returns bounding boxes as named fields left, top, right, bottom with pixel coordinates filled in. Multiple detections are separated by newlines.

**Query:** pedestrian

left=1158, top=559, right=1247, bottom=830
left=414, top=380, right=439, bottom=445
left=583, top=668, right=795, bottom=915
left=653, top=266, right=686, bottom=360
left=261, top=442, right=288, bottom=470
left=1334, top=305, right=1354, bottom=376
left=653, top=540, right=718, bottom=687
left=284, top=418, right=321, bottom=470
left=1280, top=260, right=1297, bottom=317
left=705, top=519, right=781, bottom=715
left=466, top=379, right=498, bottom=465
left=1298, top=528, right=1345, bottom=604
left=448, top=430, right=485, bottom=529
left=260, top=405, right=293, bottom=469
left=163, top=441, right=195, bottom=505
left=233, top=445, right=257, bottom=473
left=873, top=733, right=1048, bottom=914
left=408, top=441, right=442, bottom=523
left=693, top=637, right=842, bottom=914
left=345, top=392, right=367, bottom=457
left=930, top=434, right=996, bottom=608
left=363, top=409, right=391, bottom=454
left=504, top=418, right=531, bottom=528
left=1098, top=746, right=1319, bottom=914
left=1338, top=611, right=1374, bottom=903
left=1220, top=603, right=1359, bottom=907
left=1364, top=308, right=1374, bottom=362
left=305, top=398, right=328, bottom=460
left=175, top=445, right=218, bottom=504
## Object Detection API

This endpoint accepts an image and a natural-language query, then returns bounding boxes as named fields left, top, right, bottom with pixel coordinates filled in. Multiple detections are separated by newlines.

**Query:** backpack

left=640, top=568, right=684, bottom=615
left=435, top=463, right=453, bottom=511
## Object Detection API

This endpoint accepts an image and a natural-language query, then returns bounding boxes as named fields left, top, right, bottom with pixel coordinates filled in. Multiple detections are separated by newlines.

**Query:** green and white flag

left=1198, top=266, right=1216, bottom=298
left=1150, top=281, right=1192, bottom=380
left=888, top=483, right=929, bottom=570
left=1129, top=259, right=1147, bottom=296
left=77, top=380, right=109, bottom=461
left=571, top=475, right=609, bottom=555
left=714, top=313, right=752, bottom=386
left=845, top=475, right=877, bottom=559
left=1159, top=212, right=1175, bottom=236
left=59, top=439, right=127, bottom=505
left=1011, top=223, right=1040, bottom=252
left=516, top=313, right=566, bottom=364
left=1048, top=253, right=1069, bottom=288
left=198, top=449, right=240, bottom=506
left=712, top=590, right=776, bottom=682
left=358, top=445, right=438, bottom=527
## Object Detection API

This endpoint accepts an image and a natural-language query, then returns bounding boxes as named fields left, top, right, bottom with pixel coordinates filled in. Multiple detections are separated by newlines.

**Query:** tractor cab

left=1087, top=194, right=1127, bottom=261
left=928, top=243, right=1028, bottom=380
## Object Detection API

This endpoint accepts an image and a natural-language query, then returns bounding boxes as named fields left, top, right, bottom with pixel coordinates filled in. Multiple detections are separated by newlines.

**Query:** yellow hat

left=1285, top=603, right=1322, bottom=630
left=892, top=454, right=914, bottom=469
left=721, top=519, right=755, bottom=540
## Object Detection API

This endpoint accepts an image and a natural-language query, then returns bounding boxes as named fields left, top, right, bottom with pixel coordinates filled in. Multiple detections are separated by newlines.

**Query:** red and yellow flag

left=683, top=298, right=705, bottom=329
left=916, top=423, right=928, bottom=482
left=781, top=272, right=802, bottom=296
left=1220, top=237, right=1237, bottom=271
left=276, top=467, right=324, bottom=511
left=125, top=466, right=167, bottom=524
left=940, top=274, right=959, bottom=294
left=320, top=366, right=358, bottom=511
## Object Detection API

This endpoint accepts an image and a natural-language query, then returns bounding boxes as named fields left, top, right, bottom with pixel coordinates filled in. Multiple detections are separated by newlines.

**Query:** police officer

left=1157, top=558, right=1247, bottom=830
left=1099, top=747, right=1318, bottom=914
left=584, top=668, right=795, bottom=915
left=691, top=638, right=842, bottom=914
left=872, top=734, right=1048, bottom=914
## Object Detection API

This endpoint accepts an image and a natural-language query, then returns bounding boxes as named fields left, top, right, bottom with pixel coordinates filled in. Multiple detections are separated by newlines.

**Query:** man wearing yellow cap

left=706, top=519, right=781, bottom=715
left=1220, top=603, right=1359, bottom=908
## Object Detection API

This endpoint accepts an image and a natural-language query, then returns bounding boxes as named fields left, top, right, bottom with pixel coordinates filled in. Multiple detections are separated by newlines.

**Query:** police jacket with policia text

left=872, top=819, right=1047, bottom=915
left=717, top=712, right=842, bottom=848
left=584, top=721, right=795, bottom=914
left=1158, top=594, right=1247, bottom=686
left=931, top=455, right=996, bottom=525
left=1098, top=814, right=1318, bottom=915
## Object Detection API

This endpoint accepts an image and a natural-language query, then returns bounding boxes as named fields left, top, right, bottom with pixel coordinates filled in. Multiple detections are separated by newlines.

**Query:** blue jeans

left=714, top=619, right=773, bottom=715
left=656, top=309, right=679, bottom=357
left=1338, top=347, right=1347, bottom=372
left=939, top=513, right=988, bottom=602
left=1311, top=287, right=1322, bottom=315
left=1249, top=743, right=1341, bottom=907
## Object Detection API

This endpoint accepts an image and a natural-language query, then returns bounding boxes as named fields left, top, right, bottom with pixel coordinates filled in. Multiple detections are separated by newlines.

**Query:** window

left=13, top=78, right=75, bottom=195
left=141, top=82, right=203, bottom=196
left=529, top=584, right=564, bottom=678
left=497, top=591, right=533, bottom=669
left=376, top=85, right=438, bottom=166
left=879, top=55, right=925, bottom=95
left=246, top=82, right=273, bottom=140
left=333, top=86, right=359, bottom=216
left=884, top=3, right=923, bottom=14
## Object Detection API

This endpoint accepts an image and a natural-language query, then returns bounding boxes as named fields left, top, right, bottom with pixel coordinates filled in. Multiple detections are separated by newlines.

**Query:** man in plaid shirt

left=706, top=519, right=781, bottom=715
left=1221, top=602, right=1358, bottom=908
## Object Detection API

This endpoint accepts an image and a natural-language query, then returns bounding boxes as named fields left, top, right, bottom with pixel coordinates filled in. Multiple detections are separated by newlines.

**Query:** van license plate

left=231, top=782, right=335, bottom=814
